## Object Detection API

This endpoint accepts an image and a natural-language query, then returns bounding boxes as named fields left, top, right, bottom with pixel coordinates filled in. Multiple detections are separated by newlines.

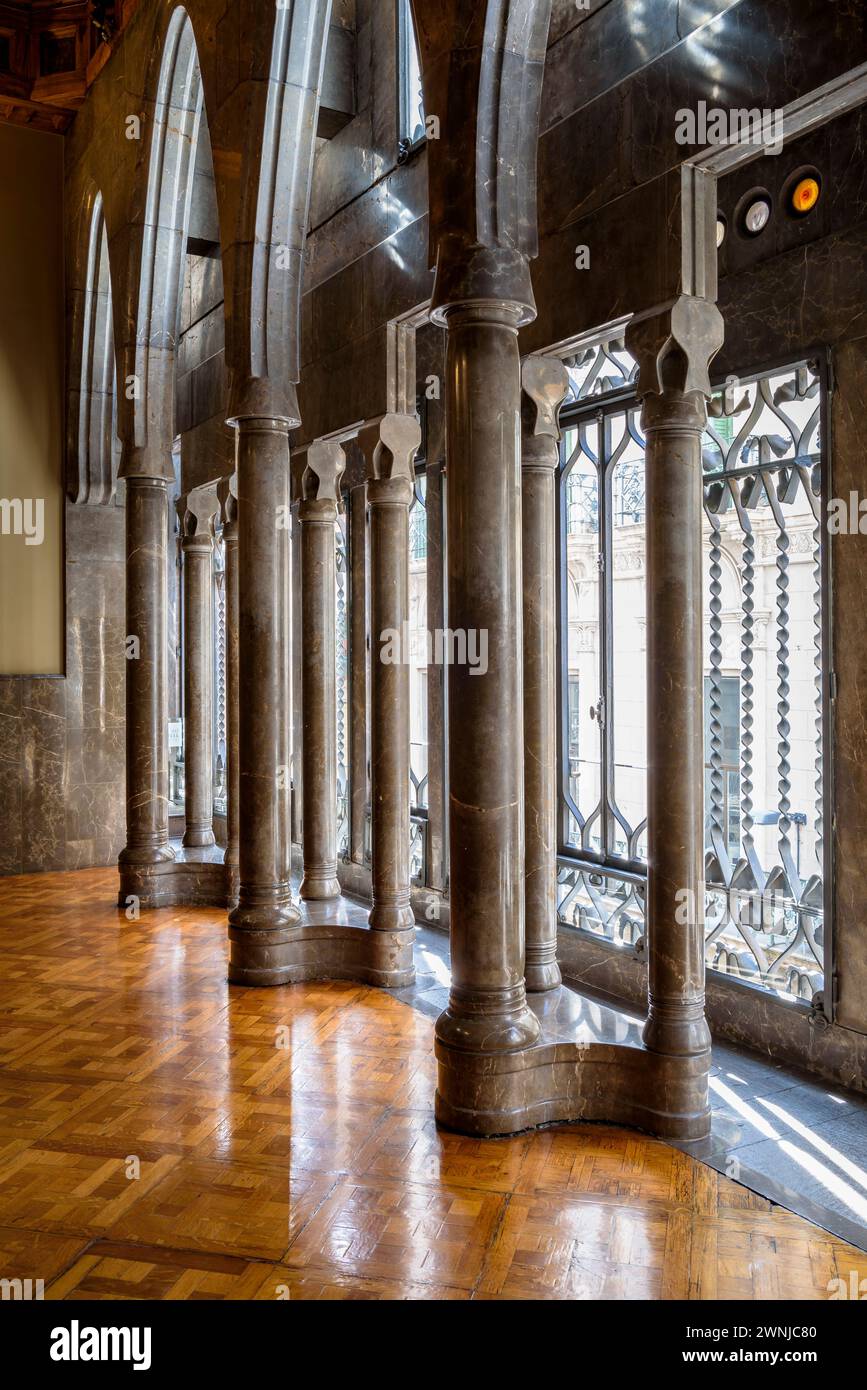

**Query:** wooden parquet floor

left=1, top=867, right=865, bottom=1301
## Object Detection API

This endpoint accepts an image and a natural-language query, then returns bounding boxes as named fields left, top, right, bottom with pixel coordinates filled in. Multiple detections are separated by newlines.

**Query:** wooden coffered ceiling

left=0, top=1, right=136, bottom=133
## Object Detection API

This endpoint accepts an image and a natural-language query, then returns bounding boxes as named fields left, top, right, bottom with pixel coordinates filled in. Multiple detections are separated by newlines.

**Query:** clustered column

left=217, top=474, right=240, bottom=894
left=359, top=413, right=421, bottom=932
left=625, top=297, right=723, bottom=1064
left=228, top=414, right=299, bottom=984
left=177, top=490, right=218, bottom=849
left=299, top=440, right=345, bottom=902
left=520, top=355, right=570, bottom=992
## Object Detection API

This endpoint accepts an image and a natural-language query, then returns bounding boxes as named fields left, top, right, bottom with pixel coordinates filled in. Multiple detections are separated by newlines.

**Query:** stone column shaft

left=348, top=483, right=368, bottom=865
left=626, top=297, right=723, bottom=1059
left=218, top=476, right=240, bottom=881
left=436, top=301, right=539, bottom=1053
left=299, top=440, right=345, bottom=901
left=228, top=417, right=299, bottom=981
left=361, top=414, right=421, bottom=932
left=521, top=356, right=569, bottom=991
left=120, top=475, right=173, bottom=871
left=179, top=506, right=215, bottom=849
left=290, top=500, right=303, bottom=847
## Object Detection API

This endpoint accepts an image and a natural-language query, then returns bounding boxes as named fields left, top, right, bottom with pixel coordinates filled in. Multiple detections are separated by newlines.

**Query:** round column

left=360, top=414, right=421, bottom=932
left=299, top=439, right=345, bottom=901
left=228, top=416, right=299, bottom=982
left=178, top=502, right=215, bottom=849
left=218, top=476, right=240, bottom=882
left=435, top=298, right=539, bottom=1054
left=119, top=473, right=173, bottom=876
left=521, top=357, right=569, bottom=991
left=626, top=297, right=723, bottom=1060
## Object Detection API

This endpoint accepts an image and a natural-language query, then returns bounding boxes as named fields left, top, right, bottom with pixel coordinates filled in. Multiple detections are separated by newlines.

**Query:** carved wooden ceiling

left=0, top=1, right=134, bottom=133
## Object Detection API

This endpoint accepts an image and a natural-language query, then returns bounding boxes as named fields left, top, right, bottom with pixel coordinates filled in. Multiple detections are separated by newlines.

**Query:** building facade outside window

left=397, top=0, right=425, bottom=158
left=557, top=337, right=829, bottom=1009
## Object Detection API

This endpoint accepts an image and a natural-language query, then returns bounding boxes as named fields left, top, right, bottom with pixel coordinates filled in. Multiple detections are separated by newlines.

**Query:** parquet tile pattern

left=0, top=867, right=866, bottom=1300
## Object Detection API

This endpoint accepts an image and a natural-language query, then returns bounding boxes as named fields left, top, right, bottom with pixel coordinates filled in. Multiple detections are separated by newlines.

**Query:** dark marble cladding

left=0, top=500, right=125, bottom=876
left=829, top=337, right=867, bottom=1041
left=557, top=928, right=867, bottom=1097
left=537, top=0, right=867, bottom=236
left=297, top=324, right=391, bottom=446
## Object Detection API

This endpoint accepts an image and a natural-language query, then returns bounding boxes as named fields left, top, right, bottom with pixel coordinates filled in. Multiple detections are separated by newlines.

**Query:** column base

left=369, top=901, right=416, bottom=931
left=435, top=990, right=542, bottom=1053
left=643, top=1004, right=713, bottom=1057
left=228, top=919, right=415, bottom=988
left=435, top=991, right=711, bottom=1141
left=524, top=955, right=562, bottom=993
left=182, top=827, right=216, bottom=848
left=300, top=873, right=341, bottom=900
left=118, top=842, right=228, bottom=909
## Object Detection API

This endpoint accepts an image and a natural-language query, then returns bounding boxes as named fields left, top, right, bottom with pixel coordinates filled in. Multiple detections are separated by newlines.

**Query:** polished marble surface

left=406, top=921, right=867, bottom=1252
left=2, top=867, right=866, bottom=1299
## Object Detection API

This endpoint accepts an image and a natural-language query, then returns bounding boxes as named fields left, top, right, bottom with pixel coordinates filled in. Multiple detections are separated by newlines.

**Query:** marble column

left=625, top=297, right=723, bottom=1060
left=432, top=250, right=540, bottom=1056
left=217, top=475, right=240, bottom=885
left=359, top=414, right=421, bottom=932
left=348, top=483, right=368, bottom=865
left=290, top=498, right=303, bottom=848
left=119, top=472, right=174, bottom=887
left=299, top=439, right=345, bottom=901
left=228, top=416, right=299, bottom=983
left=520, top=355, right=569, bottom=991
left=177, top=491, right=218, bottom=849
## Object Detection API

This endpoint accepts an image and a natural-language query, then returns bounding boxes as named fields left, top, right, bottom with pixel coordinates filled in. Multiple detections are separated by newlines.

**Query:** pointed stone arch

left=408, top=0, right=553, bottom=314
left=224, top=0, right=333, bottom=423
left=68, top=186, right=120, bottom=505
left=121, top=4, right=206, bottom=477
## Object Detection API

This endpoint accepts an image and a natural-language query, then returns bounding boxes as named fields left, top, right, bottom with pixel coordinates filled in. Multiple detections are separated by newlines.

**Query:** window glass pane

left=336, top=510, right=349, bottom=859
left=702, top=362, right=824, bottom=1002
left=409, top=473, right=428, bottom=811
left=213, top=540, right=227, bottom=817
left=562, top=421, right=601, bottom=852
left=398, top=0, right=425, bottom=147
left=557, top=346, right=827, bottom=1006
left=609, top=407, right=646, bottom=860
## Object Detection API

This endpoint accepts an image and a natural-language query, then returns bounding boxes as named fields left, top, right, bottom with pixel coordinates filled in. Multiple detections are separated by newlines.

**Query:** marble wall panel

left=0, top=500, right=125, bottom=876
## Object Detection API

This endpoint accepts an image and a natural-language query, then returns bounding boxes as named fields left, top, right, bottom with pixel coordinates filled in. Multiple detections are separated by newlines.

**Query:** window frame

left=555, top=345, right=835, bottom=1020
left=396, top=0, right=425, bottom=163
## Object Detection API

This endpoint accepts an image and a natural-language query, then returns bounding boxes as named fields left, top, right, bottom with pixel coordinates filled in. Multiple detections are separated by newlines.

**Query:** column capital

left=300, top=438, right=345, bottom=516
left=521, top=355, right=569, bottom=470
left=177, top=486, right=219, bottom=548
left=430, top=238, right=536, bottom=326
left=119, top=443, right=175, bottom=484
left=227, top=382, right=301, bottom=431
left=217, top=474, right=239, bottom=539
left=358, top=413, right=420, bottom=504
left=625, top=295, right=724, bottom=405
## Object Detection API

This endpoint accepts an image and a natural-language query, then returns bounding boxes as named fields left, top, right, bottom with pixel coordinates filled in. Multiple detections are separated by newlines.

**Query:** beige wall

left=0, top=124, right=64, bottom=675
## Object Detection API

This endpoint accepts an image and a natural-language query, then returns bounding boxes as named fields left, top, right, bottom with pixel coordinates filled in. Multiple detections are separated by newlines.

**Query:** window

left=557, top=337, right=829, bottom=1008
left=408, top=469, right=428, bottom=884
left=336, top=507, right=350, bottom=860
left=397, top=0, right=425, bottom=158
left=213, top=536, right=227, bottom=817
left=704, top=675, right=740, bottom=862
